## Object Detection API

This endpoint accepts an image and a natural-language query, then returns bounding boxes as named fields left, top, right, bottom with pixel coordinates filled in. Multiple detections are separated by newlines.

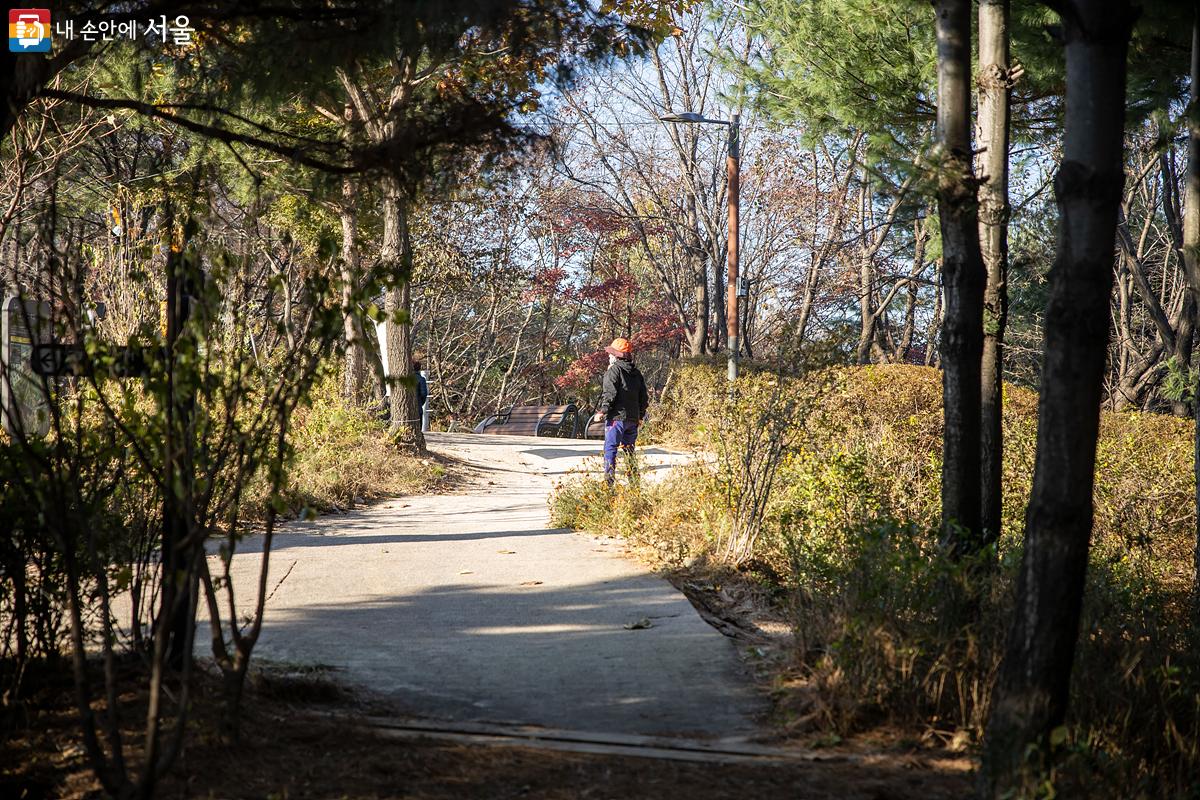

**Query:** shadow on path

left=267, top=528, right=572, bottom=551
left=251, top=576, right=764, bottom=739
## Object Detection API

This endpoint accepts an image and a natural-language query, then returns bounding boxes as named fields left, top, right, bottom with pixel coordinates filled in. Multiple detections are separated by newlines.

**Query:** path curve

left=217, top=432, right=765, bottom=739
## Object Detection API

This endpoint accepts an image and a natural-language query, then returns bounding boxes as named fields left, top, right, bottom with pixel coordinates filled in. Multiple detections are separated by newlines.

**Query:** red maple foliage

left=554, top=299, right=684, bottom=392
left=522, top=267, right=567, bottom=303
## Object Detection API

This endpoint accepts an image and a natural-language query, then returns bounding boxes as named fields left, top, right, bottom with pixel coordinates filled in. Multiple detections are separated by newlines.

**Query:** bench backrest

left=477, top=404, right=579, bottom=436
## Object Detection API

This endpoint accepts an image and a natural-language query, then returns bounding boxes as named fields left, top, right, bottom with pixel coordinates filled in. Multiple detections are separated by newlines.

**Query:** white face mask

left=609, top=355, right=618, bottom=366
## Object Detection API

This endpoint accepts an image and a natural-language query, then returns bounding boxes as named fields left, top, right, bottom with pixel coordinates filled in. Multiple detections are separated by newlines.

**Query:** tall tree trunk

left=1184, top=2, right=1200, bottom=620
left=705, top=225, right=724, bottom=352
left=856, top=249, right=876, bottom=364
left=896, top=215, right=928, bottom=362
left=688, top=195, right=709, bottom=356
left=796, top=256, right=821, bottom=344
left=935, top=0, right=986, bottom=552
left=339, top=124, right=371, bottom=404
left=742, top=279, right=754, bottom=359
left=978, top=0, right=1011, bottom=546
left=162, top=241, right=199, bottom=673
left=711, top=242, right=725, bottom=354
left=896, top=280, right=918, bottom=362
left=926, top=272, right=942, bottom=366
left=981, top=3, right=1134, bottom=794
left=381, top=176, right=425, bottom=450
left=689, top=248, right=709, bottom=356
left=1173, top=301, right=1196, bottom=413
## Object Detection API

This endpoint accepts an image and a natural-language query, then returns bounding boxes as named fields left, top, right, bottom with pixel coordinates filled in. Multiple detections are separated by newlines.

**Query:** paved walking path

left=214, top=432, right=765, bottom=739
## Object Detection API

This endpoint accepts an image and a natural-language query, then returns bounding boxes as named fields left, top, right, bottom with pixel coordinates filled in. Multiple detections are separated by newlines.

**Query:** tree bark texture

left=687, top=194, right=709, bottom=356
left=381, top=177, right=425, bottom=450
left=935, top=0, right=986, bottom=551
left=926, top=277, right=942, bottom=367
left=981, top=3, right=1134, bottom=793
left=895, top=215, right=928, bottom=362
left=339, top=134, right=371, bottom=404
left=1159, top=149, right=1198, bottom=417
left=978, top=0, right=1011, bottom=546
left=856, top=254, right=876, bottom=365
left=1111, top=151, right=1195, bottom=413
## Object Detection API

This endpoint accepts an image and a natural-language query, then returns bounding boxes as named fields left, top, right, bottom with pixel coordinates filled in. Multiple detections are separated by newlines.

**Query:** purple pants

left=603, top=419, right=639, bottom=482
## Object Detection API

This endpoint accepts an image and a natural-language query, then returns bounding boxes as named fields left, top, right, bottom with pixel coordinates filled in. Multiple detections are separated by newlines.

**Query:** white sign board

left=375, top=319, right=390, bottom=380
left=1, top=294, right=52, bottom=439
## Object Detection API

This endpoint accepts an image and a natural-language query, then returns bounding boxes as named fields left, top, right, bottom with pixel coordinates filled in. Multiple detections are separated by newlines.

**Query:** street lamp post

left=659, top=111, right=741, bottom=381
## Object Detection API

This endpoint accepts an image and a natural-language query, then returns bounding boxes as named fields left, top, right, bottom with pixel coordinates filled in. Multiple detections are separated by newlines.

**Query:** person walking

left=592, top=338, right=648, bottom=485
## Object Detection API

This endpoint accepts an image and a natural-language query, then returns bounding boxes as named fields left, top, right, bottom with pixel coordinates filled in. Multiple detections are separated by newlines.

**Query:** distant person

left=592, top=338, right=648, bottom=485
left=413, top=360, right=428, bottom=430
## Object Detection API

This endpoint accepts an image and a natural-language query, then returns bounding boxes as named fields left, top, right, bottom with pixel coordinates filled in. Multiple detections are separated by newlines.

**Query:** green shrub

left=550, top=457, right=714, bottom=566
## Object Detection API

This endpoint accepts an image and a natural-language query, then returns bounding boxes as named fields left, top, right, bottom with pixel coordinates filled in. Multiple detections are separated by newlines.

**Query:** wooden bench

left=473, top=404, right=581, bottom=437
left=582, top=415, right=652, bottom=439
left=582, top=415, right=606, bottom=439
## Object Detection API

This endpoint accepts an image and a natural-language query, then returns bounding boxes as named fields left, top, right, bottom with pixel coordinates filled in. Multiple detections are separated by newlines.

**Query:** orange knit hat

left=604, top=338, right=633, bottom=358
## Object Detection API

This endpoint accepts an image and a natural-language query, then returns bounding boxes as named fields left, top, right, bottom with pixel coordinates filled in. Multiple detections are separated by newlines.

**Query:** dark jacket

left=599, top=359, right=648, bottom=424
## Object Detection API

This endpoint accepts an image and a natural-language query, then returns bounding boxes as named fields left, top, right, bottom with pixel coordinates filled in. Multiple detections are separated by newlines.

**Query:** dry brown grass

left=652, top=362, right=1195, bottom=569
left=243, top=388, right=454, bottom=520
left=554, top=362, right=1200, bottom=796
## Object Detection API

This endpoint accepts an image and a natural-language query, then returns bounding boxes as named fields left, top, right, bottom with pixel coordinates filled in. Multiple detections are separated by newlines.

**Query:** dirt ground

left=2, top=659, right=974, bottom=800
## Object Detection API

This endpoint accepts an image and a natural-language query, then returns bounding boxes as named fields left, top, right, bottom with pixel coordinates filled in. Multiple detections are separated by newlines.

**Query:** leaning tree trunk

left=1184, top=3, right=1200, bottom=621
left=981, top=2, right=1134, bottom=794
left=380, top=176, right=425, bottom=451
left=978, top=0, right=1012, bottom=547
left=935, top=0, right=986, bottom=553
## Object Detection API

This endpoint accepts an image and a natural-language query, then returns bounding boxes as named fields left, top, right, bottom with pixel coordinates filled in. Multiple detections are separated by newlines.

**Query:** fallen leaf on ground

left=623, top=618, right=654, bottom=630
left=497, top=550, right=516, bottom=554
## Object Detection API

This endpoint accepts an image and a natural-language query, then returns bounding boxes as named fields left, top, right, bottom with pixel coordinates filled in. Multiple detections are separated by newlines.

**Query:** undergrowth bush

left=246, top=378, right=445, bottom=519
left=550, top=461, right=713, bottom=565
left=551, top=361, right=1200, bottom=796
